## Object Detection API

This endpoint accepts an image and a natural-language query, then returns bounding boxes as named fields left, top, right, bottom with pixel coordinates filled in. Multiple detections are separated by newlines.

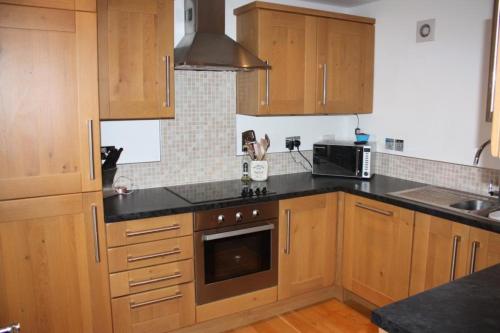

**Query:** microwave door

left=316, top=146, right=358, bottom=177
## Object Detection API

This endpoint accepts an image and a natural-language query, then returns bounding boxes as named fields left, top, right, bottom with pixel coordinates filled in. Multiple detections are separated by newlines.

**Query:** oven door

left=313, top=144, right=362, bottom=178
left=194, top=220, right=278, bottom=305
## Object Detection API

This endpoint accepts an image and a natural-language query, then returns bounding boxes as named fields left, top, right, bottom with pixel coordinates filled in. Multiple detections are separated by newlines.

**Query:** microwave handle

left=202, top=224, right=275, bottom=242
left=355, top=148, right=361, bottom=176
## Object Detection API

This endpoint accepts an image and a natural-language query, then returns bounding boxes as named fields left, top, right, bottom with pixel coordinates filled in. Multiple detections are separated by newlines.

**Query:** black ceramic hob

left=166, top=179, right=274, bottom=204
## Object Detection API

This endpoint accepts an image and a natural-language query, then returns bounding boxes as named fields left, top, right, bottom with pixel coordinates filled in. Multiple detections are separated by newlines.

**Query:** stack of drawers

left=105, top=213, right=196, bottom=332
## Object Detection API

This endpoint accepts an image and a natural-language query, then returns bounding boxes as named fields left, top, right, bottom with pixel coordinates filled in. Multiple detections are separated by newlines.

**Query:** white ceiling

left=301, top=0, right=380, bottom=7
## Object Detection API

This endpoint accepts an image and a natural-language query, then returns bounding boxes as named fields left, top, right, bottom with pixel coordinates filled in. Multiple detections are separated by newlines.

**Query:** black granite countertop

left=103, top=172, right=500, bottom=233
left=372, top=264, right=500, bottom=333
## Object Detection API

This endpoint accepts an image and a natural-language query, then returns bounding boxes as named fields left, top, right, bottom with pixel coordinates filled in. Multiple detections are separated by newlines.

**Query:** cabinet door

left=343, top=195, right=414, bottom=306
left=0, top=192, right=112, bottom=333
left=0, top=6, right=102, bottom=200
left=278, top=194, right=337, bottom=300
left=316, top=18, right=374, bottom=114
left=257, top=10, right=317, bottom=115
left=98, top=0, right=175, bottom=119
left=0, top=0, right=95, bottom=11
left=409, top=213, right=470, bottom=295
left=468, top=227, right=500, bottom=274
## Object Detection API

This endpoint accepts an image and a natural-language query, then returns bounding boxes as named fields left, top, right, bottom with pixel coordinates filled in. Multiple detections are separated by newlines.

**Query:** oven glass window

left=204, top=229, right=271, bottom=284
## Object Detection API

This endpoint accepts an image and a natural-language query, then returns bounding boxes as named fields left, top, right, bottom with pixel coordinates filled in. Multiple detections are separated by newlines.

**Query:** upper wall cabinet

left=235, top=2, right=375, bottom=116
left=0, top=4, right=102, bottom=200
left=97, top=0, right=175, bottom=120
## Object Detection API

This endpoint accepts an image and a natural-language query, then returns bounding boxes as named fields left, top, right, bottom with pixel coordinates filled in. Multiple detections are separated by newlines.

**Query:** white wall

left=348, top=0, right=500, bottom=168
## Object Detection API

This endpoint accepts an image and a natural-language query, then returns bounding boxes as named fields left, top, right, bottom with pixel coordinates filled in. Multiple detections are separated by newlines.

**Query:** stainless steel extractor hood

left=174, top=0, right=270, bottom=71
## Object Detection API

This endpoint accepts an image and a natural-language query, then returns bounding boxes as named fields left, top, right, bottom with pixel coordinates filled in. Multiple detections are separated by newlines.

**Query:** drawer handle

left=130, top=291, right=183, bottom=309
left=127, top=248, right=181, bottom=262
left=469, top=240, right=480, bottom=274
left=355, top=202, right=394, bottom=216
left=450, top=235, right=461, bottom=281
left=129, top=272, right=182, bottom=288
left=126, top=224, right=181, bottom=237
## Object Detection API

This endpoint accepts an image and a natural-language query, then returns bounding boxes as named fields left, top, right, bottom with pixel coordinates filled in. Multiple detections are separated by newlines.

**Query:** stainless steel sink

left=449, top=199, right=495, bottom=211
left=388, top=186, right=500, bottom=221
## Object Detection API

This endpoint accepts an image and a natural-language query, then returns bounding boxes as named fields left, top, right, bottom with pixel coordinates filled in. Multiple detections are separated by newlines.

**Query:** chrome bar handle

left=354, top=202, right=393, bottom=216
left=202, top=224, right=274, bottom=242
left=130, top=292, right=182, bottom=309
left=469, top=241, right=480, bottom=274
left=487, top=0, right=500, bottom=121
left=129, top=272, right=182, bottom=288
left=285, top=209, right=291, bottom=255
left=322, top=64, right=327, bottom=105
left=127, top=248, right=181, bottom=263
left=165, top=55, right=171, bottom=108
left=450, top=235, right=461, bottom=281
left=87, top=120, right=95, bottom=180
left=126, top=224, right=180, bottom=237
left=91, top=204, right=100, bottom=263
left=265, top=60, right=270, bottom=105
left=0, top=323, right=21, bottom=333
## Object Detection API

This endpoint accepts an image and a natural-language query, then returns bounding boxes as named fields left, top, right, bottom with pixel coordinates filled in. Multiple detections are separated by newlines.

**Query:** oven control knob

left=217, top=214, right=225, bottom=224
left=252, top=209, right=260, bottom=217
left=235, top=212, right=243, bottom=222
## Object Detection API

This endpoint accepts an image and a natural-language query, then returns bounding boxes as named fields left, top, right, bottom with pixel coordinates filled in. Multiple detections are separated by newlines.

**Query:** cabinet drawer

left=110, top=259, right=194, bottom=298
left=108, top=236, right=193, bottom=273
left=106, top=214, right=193, bottom=247
left=111, top=282, right=195, bottom=333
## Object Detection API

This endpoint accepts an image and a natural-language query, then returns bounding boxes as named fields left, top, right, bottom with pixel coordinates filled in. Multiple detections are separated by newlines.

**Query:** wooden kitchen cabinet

left=316, top=18, right=374, bottom=114
left=278, top=193, right=337, bottom=300
left=342, top=194, right=414, bottom=307
left=0, top=192, right=112, bottom=333
left=411, top=213, right=500, bottom=295
left=235, top=2, right=375, bottom=116
left=409, top=214, right=470, bottom=295
left=0, top=5, right=102, bottom=200
left=97, top=0, right=175, bottom=119
left=0, top=0, right=96, bottom=11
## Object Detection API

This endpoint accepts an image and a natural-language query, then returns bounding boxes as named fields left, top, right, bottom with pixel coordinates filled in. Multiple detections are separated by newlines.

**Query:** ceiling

left=301, top=0, right=381, bottom=7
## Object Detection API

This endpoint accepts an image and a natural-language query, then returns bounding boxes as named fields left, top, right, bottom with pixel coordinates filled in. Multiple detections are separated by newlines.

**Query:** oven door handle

left=202, top=224, right=275, bottom=242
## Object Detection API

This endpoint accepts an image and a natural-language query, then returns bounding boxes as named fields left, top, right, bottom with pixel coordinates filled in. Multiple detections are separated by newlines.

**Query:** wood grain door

left=316, top=18, right=374, bottom=114
left=0, top=5, right=102, bottom=200
left=343, top=195, right=414, bottom=307
left=468, top=226, right=500, bottom=274
left=257, top=10, right=317, bottom=115
left=0, top=0, right=96, bottom=11
left=98, top=0, right=175, bottom=119
left=0, top=192, right=112, bottom=333
left=278, top=194, right=337, bottom=300
left=409, top=213, right=470, bottom=295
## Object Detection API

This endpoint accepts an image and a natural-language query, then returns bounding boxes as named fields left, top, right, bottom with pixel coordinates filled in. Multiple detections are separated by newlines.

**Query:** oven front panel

left=195, top=220, right=278, bottom=305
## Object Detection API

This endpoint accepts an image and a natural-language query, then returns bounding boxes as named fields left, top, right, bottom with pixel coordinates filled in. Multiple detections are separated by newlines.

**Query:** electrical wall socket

left=395, top=139, right=404, bottom=152
left=286, top=136, right=301, bottom=150
left=385, top=138, right=395, bottom=150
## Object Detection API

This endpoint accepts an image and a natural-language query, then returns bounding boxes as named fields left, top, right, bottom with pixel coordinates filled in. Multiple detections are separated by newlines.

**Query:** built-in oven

left=194, top=201, right=278, bottom=305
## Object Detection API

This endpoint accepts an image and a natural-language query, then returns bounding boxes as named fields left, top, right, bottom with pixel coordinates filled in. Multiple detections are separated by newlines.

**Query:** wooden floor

left=227, top=299, right=378, bottom=333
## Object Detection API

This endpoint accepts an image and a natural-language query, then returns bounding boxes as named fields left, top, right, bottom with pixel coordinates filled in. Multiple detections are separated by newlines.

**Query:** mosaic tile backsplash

left=113, top=71, right=313, bottom=189
left=113, top=71, right=499, bottom=196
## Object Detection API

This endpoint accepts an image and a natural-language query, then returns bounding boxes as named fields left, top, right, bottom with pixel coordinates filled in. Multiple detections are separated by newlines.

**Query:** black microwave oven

left=312, top=141, right=373, bottom=179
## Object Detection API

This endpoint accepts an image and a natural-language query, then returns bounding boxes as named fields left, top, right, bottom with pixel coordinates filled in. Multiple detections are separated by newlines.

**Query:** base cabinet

left=410, top=213, right=500, bottom=295
left=342, top=194, right=414, bottom=307
left=0, top=192, right=112, bottom=333
left=278, top=193, right=337, bottom=300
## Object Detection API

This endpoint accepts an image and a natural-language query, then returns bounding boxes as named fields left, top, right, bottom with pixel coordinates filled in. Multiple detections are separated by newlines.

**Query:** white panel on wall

left=235, top=115, right=356, bottom=155
left=100, top=121, right=161, bottom=164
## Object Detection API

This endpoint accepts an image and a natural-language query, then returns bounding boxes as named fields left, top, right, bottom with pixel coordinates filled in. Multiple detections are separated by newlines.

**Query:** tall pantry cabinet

left=0, top=1, right=112, bottom=332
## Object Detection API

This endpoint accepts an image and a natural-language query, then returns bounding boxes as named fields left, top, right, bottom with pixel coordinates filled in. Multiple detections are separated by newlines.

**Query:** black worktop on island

left=372, top=264, right=500, bottom=333
left=103, top=172, right=500, bottom=233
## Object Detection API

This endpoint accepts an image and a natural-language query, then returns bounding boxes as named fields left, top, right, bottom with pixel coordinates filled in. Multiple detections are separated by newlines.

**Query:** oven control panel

left=194, top=201, right=278, bottom=231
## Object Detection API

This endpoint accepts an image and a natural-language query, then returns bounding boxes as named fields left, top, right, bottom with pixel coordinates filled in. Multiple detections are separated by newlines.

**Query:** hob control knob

left=262, top=187, right=267, bottom=195
left=235, top=212, right=243, bottom=222
left=255, top=188, right=261, bottom=196
left=217, top=215, right=225, bottom=224
left=252, top=209, right=260, bottom=217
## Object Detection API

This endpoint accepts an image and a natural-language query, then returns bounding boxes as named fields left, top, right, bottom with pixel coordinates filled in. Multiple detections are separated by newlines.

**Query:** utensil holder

left=250, top=160, right=268, bottom=181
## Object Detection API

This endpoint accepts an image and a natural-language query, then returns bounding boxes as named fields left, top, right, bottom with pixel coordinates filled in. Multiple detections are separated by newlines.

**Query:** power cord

left=296, top=147, right=313, bottom=168
left=289, top=150, right=310, bottom=171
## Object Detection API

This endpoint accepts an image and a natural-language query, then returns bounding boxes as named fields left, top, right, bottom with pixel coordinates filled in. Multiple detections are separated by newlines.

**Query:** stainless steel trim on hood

left=174, top=0, right=270, bottom=71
